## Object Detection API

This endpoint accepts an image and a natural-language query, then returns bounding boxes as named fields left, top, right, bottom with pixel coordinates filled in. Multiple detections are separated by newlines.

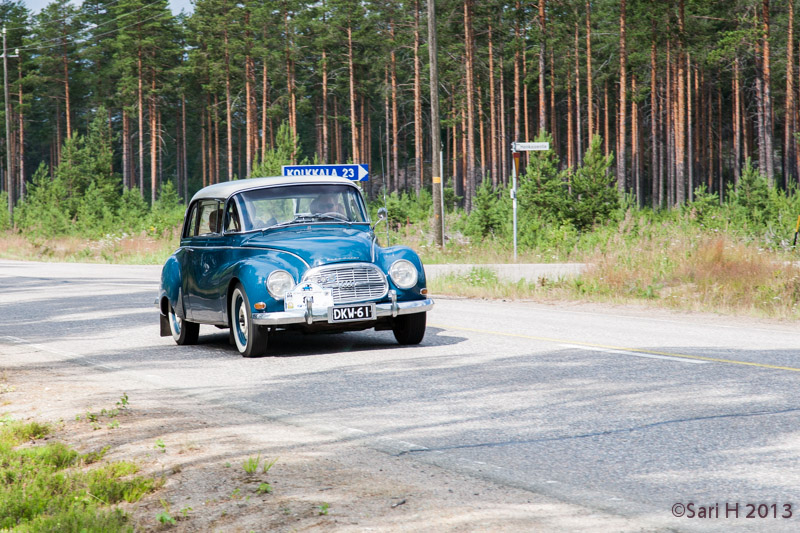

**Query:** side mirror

left=372, top=207, right=388, bottom=231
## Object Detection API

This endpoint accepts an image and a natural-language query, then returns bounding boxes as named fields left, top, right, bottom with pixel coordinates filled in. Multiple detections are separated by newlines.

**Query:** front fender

left=375, top=245, right=427, bottom=300
left=228, top=250, right=309, bottom=315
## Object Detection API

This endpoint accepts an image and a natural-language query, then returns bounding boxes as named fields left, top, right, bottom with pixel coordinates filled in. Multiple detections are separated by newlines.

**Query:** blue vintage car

left=157, top=176, right=433, bottom=357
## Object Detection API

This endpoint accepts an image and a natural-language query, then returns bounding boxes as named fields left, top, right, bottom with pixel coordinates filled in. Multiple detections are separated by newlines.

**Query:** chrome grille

left=302, top=263, right=388, bottom=304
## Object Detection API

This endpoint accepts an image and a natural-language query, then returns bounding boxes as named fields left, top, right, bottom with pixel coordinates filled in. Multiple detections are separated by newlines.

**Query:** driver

left=310, top=193, right=345, bottom=215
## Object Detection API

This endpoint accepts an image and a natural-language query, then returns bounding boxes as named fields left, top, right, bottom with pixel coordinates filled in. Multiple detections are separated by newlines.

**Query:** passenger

left=208, top=208, right=223, bottom=233
left=310, top=193, right=345, bottom=215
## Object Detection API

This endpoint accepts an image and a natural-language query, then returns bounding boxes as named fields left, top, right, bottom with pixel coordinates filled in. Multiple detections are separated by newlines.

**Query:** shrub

left=117, top=187, right=150, bottom=233
left=146, top=181, right=185, bottom=235
left=0, top=192, right=9, bottom=230
left=14, top=164, right=73, bottom=238
left=566, top=136, right=619, bottom=231
left=464, top=179, right=510, bottom=239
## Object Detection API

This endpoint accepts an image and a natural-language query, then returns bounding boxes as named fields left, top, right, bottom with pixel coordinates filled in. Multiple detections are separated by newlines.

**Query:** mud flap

left=160, top=313, right=171, bottom=337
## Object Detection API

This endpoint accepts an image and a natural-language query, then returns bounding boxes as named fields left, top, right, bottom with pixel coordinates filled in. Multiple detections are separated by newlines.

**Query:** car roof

left=189, top=176, right=361, bottom=203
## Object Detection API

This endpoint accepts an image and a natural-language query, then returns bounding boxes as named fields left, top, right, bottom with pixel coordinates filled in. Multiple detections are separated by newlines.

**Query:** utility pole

left=428, top=0, right=444, bottom=247
left=2, top=27, right=11, bottom=222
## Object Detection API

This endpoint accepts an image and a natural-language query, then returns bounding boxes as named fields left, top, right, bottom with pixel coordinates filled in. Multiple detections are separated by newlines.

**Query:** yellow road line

left=431, top=323, right=800, bottom=373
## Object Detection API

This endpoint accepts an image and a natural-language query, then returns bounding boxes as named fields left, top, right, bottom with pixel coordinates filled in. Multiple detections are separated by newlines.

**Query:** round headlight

left=266, top=270, right=294, bottom=299
left=389, top=259, right=418, bottom=289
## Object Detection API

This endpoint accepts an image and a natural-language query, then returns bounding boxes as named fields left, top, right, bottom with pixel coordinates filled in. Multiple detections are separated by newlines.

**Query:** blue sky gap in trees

left=23, top=0, right=192, bottom=14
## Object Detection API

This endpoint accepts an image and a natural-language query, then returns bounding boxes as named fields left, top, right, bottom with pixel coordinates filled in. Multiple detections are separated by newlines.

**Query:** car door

left=186, top=199, right=225, bottom=323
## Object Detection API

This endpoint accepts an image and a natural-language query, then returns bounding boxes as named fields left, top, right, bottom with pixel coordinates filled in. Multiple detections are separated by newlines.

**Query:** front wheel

left=230, top=283, right=268, bottom=357
left=392, top=312, right=427, bottom=345
left=169, top=304, right=199, bottom=345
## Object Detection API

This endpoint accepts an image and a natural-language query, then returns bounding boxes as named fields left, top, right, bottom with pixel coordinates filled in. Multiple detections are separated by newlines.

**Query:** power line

left=3, top=0, right=127, bottom=32
left=17, top=0, right=168, bottom=52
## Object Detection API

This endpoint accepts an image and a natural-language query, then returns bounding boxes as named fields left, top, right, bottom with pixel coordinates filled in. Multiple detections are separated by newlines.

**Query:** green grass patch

left=0, top=417, right=159, bottom=531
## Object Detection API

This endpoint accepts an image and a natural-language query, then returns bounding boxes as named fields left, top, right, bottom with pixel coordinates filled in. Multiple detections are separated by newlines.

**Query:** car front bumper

left=251, top=297, right=434, bottom=326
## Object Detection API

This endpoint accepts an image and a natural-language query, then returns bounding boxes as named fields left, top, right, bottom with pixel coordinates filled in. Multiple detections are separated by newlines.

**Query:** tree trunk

left=675, top=0, right=685, bottom=205
left=414, top=0, right=423, bottom=192
left=755, top=37, right=767, bottom=175
left=138, top=50, right=144, bottom=194
left=651, top=26, right=660, bottom=207
left=567, top=65, right=574, bottom=169
left=687, top=54, right=693, bottom=200
left=586, top=0, right=593, bottom=143
left=390, top=21, right=399, bottom=191
left=201, top=98, right=207, bottom=188
left=224, top=25, right=233, bottom=181
left=785, top=0, right=795, bottom=186
left=734, top=56, right=741, bottom=185
left=538, top=0, right=546, bottom=134
left=244, top=9, right=253, bottom=176
left=322, top=48, right=329, bottom=163
left=182, top=94, right=188, bottom=200
left=478, top=85, right=486, bottom=181
left=500, top=55, right=507, bottom=184
left=261, top=24, right=269, bottom=161
left=550, top=50, right=557, bottom=153
left=384, top=66, right=390, bottom=189
left=123, top=111, right=130, bottom=189
left=335, top=96, right=342, bottom=163
left=150, top=75, right=157, bottom=204
left=464, top=0, right=476, bottom=209
left=214, top=93, right=220, bottom=184
left=718, top=82, right=723, bottom=196
left=762, top=0, right=774, bottom=185
left=617, top=0, right=627, bottom=192
left=62, top=31, right=71, bottom=140
left=604, top=81, right=610, bottom=157
left=489, top=23, right=498, bottom=187
left=17, top=67, right=24, bottom=198
left=575, top=22, right=582, bottom=166
left=347, top=23, right=359, bottom=163
left=666, top=36, right=673, bottom=204
left=523, top=26, right=529, bottom=143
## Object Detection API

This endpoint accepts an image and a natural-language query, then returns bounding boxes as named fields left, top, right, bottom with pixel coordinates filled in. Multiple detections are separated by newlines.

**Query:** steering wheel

left=318, top=211, right=348, bottom=221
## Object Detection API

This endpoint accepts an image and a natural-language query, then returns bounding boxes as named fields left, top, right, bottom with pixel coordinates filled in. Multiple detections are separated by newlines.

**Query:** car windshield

left=231, top=184, right=368, bottom=232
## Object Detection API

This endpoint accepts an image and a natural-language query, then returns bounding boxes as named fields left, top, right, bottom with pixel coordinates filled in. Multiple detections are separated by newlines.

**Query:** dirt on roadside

left=0, top=363, right=658, bottom=533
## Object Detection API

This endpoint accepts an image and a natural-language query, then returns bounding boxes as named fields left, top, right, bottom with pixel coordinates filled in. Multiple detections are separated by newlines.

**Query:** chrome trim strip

left=175, top=245, right=311, bottom=268
left=251, top=298, right=434, bottom=326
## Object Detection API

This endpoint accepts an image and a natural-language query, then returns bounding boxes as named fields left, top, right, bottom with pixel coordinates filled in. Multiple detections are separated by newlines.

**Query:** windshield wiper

left=260, top=212, right=352, bottom=233
left=260, top=213, right=320, bottom=232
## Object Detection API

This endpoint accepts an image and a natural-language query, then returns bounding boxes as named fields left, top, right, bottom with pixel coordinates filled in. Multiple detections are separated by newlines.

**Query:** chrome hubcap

left=237, top=302, right=248, bottom=342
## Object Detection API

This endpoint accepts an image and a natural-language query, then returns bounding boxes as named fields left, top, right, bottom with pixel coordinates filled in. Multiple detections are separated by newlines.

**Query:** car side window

left=197, top=200, right=222, bottom=235
left=183, top=203, right=200, bottom=238
left=225, top=200, right=242, bottom=233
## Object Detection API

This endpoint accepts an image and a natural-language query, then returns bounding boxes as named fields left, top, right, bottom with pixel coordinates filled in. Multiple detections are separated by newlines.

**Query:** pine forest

left=0, top=0, right=798, bottom=218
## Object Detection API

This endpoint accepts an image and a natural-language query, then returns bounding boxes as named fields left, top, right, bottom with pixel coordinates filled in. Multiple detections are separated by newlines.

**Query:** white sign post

left=510, top=141, right=551, bottom=261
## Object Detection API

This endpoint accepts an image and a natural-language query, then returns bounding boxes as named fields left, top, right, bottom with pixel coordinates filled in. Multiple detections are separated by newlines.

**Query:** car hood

left=241, top=225, right=374, bottom=267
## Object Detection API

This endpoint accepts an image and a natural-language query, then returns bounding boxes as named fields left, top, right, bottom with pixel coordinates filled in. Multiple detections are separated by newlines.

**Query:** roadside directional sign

left=512, top=142, right=550, bottom=152
left=282, top=164, right=369, bottom=181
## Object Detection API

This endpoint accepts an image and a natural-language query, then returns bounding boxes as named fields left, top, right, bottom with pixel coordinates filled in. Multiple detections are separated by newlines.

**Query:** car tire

left=230, top=283, right=268, bottom=357
left=392, top=312, right=426, bottom=345
left=168, top=304, right=199, bottom=345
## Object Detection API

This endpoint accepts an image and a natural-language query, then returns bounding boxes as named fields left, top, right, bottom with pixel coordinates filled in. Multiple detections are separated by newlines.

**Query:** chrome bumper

left=251, top=298, right=434, bottom=326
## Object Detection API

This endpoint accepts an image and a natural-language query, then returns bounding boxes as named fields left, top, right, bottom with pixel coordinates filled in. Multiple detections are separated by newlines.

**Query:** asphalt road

left=3, top=259, right=800, bottom=532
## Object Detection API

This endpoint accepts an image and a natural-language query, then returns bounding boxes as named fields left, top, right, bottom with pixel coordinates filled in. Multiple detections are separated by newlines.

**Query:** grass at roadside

left=0, top=230, right=179, bottom=265
left=0, top=412, right=160, bottom=531
left=429, top=231, right=800, bottom=319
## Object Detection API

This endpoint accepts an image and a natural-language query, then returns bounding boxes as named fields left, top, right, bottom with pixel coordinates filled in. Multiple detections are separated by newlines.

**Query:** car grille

left=302, top=263, right=388, bottom=304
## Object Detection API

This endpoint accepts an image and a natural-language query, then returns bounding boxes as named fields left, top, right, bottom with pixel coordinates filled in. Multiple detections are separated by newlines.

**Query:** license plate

left=328, top=303, right=375, bottom=323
